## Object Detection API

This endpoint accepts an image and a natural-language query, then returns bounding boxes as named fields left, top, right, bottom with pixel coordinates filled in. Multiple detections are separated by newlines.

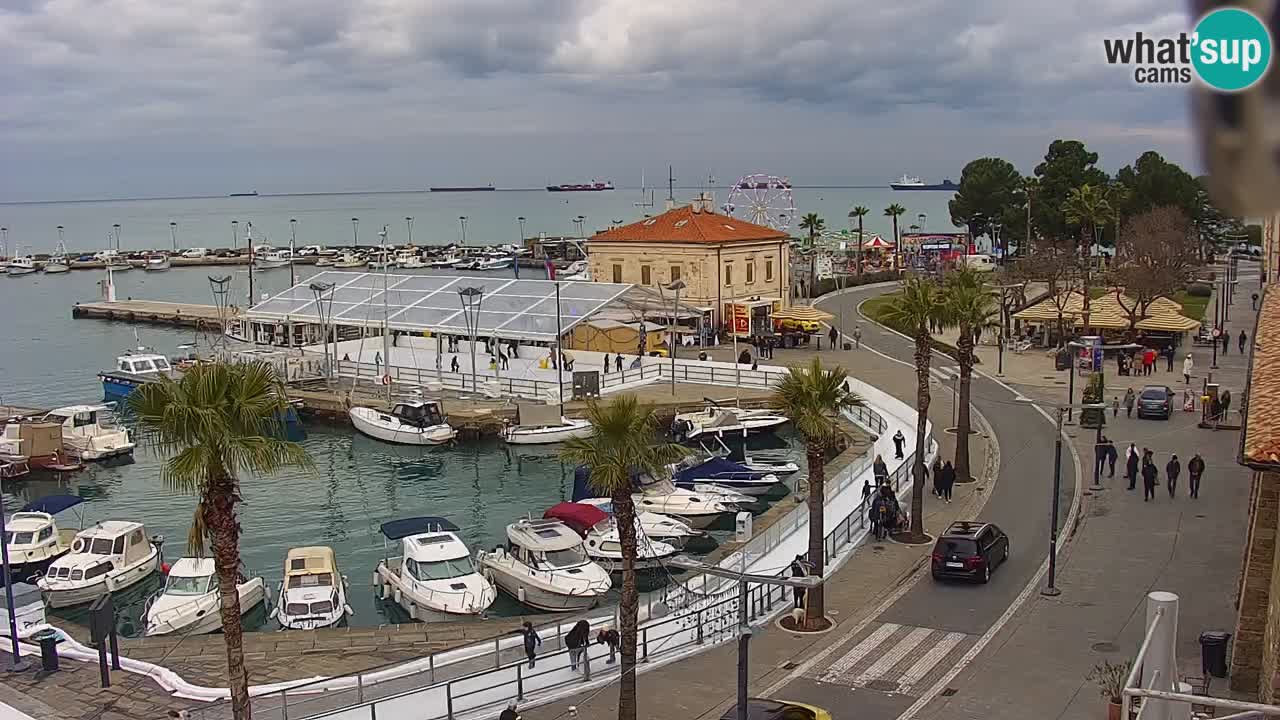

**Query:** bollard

left=1140, top=591, right=1184, bottom=720
left=517, top=663, right=525, bottom=700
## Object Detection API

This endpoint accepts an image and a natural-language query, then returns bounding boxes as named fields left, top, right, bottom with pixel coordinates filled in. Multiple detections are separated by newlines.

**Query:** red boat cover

left=543, top=502, right=608, bottom=536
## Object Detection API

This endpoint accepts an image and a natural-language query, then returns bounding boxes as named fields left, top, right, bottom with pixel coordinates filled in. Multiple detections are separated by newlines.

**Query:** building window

left=612, top=264, right=623, bottom=283
left=641, top=265, right=651, bottom=286
left=670, top=265, right=681, bottom=282
left=746, top=261, right=755, bottom=284
left=724, top=264, right=733, bottom=286
left=766, top=259, right=774, bottom=281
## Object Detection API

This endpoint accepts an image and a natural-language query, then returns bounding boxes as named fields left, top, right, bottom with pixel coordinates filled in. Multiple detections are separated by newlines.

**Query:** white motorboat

left=42, top=405, right=135, bottom=461
left=373, top=517, right=496, bottom=622
left=349, top=401, right=457, bottom=446
left=395, top=250, right=427, bottom=269
left=704, top=438, right=800, bottom=476
left=44, top=244, right=71, bottom=274
left=477, top=256, right=513, bottom=271
left=671, top=403, right=789, bottom=442
left=501, top=405, right=592, bottom=445
left=333, top=252, right=365, bottom=268
left=478, top=518, right=612, bottom=612
left=6, top=256, right=37, bottom=276
left=670, top=456, right=783, bottom=497
left=274, top=546, right=352, bottom=630
left=5, top=494, right=83, bottom=582
left=427, top=254, right=462, bottom=268
left=632, top=475, right=750, bottom=529
left=315, top=256, right=337, bottom=267
left=366, top=251, right=395, bottom=269
left=255, top=249, right=292, bottom=269
left=543, top=503, right=680, bottom=573
left=37, top=521, right=163, bottom=608
left=143, top=253, right=171, bottom=271
left=144, top=558, right=267, bottom=636
left=0, top=582, right=47, bottom=639
left=453, top=258, right=484, bottom=271
left=180, top=248, right=209, bottom=259
left=574, top=498, right=703, bottom=550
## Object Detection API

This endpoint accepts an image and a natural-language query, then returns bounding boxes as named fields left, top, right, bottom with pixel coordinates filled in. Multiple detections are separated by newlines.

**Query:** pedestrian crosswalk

left=929, top=366, right=961, bottom=383
left=813, top=622, right=974, bottom=695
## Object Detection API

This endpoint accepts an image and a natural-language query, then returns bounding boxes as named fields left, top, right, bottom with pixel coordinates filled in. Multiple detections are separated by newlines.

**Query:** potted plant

left=1088, top=659, right=1131, bottom=720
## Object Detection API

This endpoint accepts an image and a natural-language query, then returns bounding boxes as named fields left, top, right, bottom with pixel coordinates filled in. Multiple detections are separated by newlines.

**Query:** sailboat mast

left=380, top=225, right=392, bottom=403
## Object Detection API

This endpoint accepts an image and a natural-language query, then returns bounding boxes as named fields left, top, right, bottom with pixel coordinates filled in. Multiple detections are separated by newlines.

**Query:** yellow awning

left=1013, top=291, right=1085, bottom=322
left=772, top=306, right=834, bottom=322
left=1135, top=314, right=1201, bottom=332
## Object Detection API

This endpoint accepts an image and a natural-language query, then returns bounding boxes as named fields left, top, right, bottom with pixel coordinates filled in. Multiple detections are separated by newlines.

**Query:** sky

left=0, top=0, right=1196, bottom=202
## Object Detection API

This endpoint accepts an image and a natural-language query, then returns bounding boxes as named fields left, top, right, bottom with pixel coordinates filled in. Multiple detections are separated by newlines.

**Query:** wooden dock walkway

left=72, top=300, right=225, bottom=329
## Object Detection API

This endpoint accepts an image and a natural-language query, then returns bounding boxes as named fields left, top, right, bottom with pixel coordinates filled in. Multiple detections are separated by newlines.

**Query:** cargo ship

left=228, top=191, right=259, bottom=197
left=547, top=181, right=614, bottom=192
left=430, top=185, right=496, bottom=192
left=889, top=175, right=959, bottom=191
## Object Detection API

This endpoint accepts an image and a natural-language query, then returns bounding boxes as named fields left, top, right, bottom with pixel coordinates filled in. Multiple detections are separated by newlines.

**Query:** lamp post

left=310, top=281, right=335, bottom=380
left=459, top=216, right=468, bottom=247
left=351, top=217, right=360, bottom=248
left=458, top=287, right=484, bottom=392
left=574, top=215, right=586, bottom=237
left=231, top=220, right=239, bottom=251
left=918, top=213, right=926, bottom=232
left=405, top=217, right=414, bottom=247
left=667, top=278, right=687, bottom=396
left=289, top=218, right=298, bottom=287
left=517, top=216, right=527, bottom=243
left=168, top=222, right=177, bottom=252
left=113, top=223, right=122, bottom=252
left=0, top=227, right=7, bottom=260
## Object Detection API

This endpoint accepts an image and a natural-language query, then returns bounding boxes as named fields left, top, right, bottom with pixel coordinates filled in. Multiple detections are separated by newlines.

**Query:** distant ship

left=547, top=181, right=614, bottom=192
left=737, top=180, right=791, bottom=190
left=889, top=175, right=959, bottom=191
left=228, top=191, right=259, bottom=197
left=430, top=185, right=496, bottom=192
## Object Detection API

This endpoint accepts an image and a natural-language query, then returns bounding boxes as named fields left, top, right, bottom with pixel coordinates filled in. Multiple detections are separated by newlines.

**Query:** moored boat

left=98, top=350, right=175, bottom=403
left=501, top=405, right=592, bottom=445
left=37, top=521, right=163, bottom=608
left=42, top=405, right=135, bottom=461
left=671, top=456, right=783, bottom=497
left=349, top=401, right=456, bottom=446
left=373, top=517, right=496, bottom=622
left=274, top=546, right=352, bottom=630
left=4, top=494, right=83, bottom=583
left=6, top=256, right=37, bottom=276
left=144, top=558, right=267, bottom=636
left=477, top=518, right=612, bottom=612
left=144, top=253, right=171, bottom=271
left=574, top=498, right=704, bottom=550
left=255, top=249, right=292, bottom=269
left=476, top=256, right=513, bottom=271
left=543, top=502, right=680, bottom=573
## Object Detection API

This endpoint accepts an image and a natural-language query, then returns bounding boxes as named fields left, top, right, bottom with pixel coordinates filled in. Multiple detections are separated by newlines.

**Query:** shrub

left=1186, top=282, right=1212, bottom=297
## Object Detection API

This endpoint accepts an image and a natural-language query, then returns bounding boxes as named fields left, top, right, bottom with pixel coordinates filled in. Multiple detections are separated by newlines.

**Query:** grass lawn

left=861, top=292, right=902, bottom=330
left=1171, top=290, right=1209, bottom=321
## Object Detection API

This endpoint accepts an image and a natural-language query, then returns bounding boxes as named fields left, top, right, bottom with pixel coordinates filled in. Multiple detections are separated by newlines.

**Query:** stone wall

left=1233, top=470, right=1280, bottom=694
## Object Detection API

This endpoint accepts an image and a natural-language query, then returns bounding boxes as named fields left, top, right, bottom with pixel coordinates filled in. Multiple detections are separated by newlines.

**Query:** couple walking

left=930, top=457, right=956, bottom=503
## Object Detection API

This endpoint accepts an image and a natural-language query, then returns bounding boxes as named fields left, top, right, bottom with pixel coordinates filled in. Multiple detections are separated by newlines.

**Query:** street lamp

left=667, top=278, right=687, bottom=396
left=310, top=281, right=335, bottom=380
left=574, top=215, right=586, bottom=237
left=289, top=218, right=298, bottom=287
left=457, top=286, right=484, bottom=391
left=113, top=223, right=122, bottom=252
left=517, top=216, right=527, bottom=243
left=459, top=216, right=469, bottom=246
left=406, top=217, right=414, bottom=246
left=231, top=220, right=239, bottom=251
left=168, top=222, right=177, bottom=252
left=918, top=213, right=927, bottom=232
left=351, top=217, right=359, bottom=248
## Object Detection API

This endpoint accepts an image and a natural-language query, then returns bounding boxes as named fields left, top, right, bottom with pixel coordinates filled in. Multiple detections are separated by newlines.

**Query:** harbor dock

left=72, top=300, right=225, bottom=329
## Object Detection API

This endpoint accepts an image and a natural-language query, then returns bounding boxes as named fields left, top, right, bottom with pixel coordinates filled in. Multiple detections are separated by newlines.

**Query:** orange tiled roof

left=590, top=205, right=789, bottom=244
left=1244, top=290, right=1280, bottom=465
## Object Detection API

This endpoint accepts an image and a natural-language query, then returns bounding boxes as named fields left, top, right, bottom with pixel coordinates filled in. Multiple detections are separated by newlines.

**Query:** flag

left=544, top=258, right=557, bottom=280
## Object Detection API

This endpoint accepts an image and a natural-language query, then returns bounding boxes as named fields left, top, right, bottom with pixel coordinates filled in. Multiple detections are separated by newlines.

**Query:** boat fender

left=517, top=586, right=526, bottom=605
left=371, top=572, right=378, bottom=587
left=407, top=603, right=417, bottom=622
left=393, top=588, right=401, bottom=606
left=161, top=562, right=171, bottom=575
left=344, top=604, right=354, bottom=617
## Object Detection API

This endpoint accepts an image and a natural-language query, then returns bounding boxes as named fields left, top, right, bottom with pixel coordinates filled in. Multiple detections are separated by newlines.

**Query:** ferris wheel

left=722, top=173, right=796, bottom=232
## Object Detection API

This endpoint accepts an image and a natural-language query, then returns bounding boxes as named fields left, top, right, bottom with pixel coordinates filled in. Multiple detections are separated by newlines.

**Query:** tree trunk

left=804, top=442, right=826, bottom=628
left=1080, top=229, right=1092, bottom=331
left=857, top=217, right=864, bottom=274
left=892, top=217, right=900, bottom=269
left=910, top=330, right=933, bottom=536
left=205, top=473, right=252, bottom=720
left=612, top=487, right=640, bottom=720
left=954, top=324, right=973, bottom=482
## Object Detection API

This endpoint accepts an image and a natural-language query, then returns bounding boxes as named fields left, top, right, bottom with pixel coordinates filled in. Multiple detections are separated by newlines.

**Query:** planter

left=1107, top=701, right=1122, bottom=720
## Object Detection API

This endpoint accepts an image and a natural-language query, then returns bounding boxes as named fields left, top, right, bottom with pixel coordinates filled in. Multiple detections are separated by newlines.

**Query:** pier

left=72, top=300, right=225, bottom=329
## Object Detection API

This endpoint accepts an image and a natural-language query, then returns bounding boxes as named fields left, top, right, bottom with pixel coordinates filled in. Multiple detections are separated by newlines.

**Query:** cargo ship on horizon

left=546, top=180, right=614, bottom=192
left=430, top=185, right=495, bottom=192
left=889, top=175, right=959, bottom=191
left=228, top=191, right=259, bottom=197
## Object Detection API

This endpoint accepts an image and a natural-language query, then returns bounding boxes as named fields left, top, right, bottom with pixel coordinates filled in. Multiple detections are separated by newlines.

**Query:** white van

left=180, top=247, right=209, bottom=259
left=957, top=254, right=996, bottom=272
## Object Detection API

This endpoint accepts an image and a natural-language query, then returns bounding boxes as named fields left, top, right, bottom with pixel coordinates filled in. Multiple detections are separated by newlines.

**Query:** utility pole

left=1043, top=406, right=1064, bottom=597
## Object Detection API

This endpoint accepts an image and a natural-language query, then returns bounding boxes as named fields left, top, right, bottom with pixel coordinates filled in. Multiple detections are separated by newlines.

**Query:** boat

left=737, top=179, right=792, bottom=190
left=543, top=503, right=680, bottom=573
left=99, top=350, right=175, bottom=403
left=255, top=249, right=292, bottom=269
left=574, top=467, right=748, bottom=530
left=333, top=252, right=365, bottom=268
left=477, top=256, right=513, bottom=271
left=4, top=495, right=83, bottom=583
left=453, top=258, right=484, bottom=271
left=430, top=185, right=496, bottom=192
left=37, top=521, right=163, bottom=608
left=315, top=256, right=337, bottom=267
left=6, top=256, right=37, bottom=276
left=274, top=546, right=352, bottom=630
left=502, top=405, right=592, bottom=445
left=671, top=456, right=783, bottom=497
left=889, top=175, right=959, bottom=191
left=574, top=498, right=704, bottom=550
left=477, top=517, right=612, bottom=612
left=427, top=254, right=462, bottom=268
left=44, top=241, right=71, bottom=274
left=670, top=403, right=788, bottom=442
left=366, top=250, right=395, bottom=269
left=349, top=401, right=457, bottom=446
left=704, top=438, right=800, bottom=476
left=0, top=455, right=29, bottom=479
left=229, top=191, right=259, bottom=197
left=144, top=253, right=171, bottom=271
left=373, top=517, right=496, bottom=622
left=42, top=405, right=135, bottom=461
left=1, top=582, right=47, bottom=639
left=547, top=181, right=614, bottom=192
left=0, top=419, right=83, bottom=471
left=143, top=557, right=267, bottom=636
left=395, top=249, right=427, bottom=269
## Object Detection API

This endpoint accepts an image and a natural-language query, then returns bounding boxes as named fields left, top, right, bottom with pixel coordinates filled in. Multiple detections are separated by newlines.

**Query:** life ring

left=381, top=375, right=392, bottom=386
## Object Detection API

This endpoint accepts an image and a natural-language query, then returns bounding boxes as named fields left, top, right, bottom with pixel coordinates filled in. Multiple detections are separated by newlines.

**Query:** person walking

left=1126, top=443, right=1140, bottom=490
left=615, top=354, right=623, bottom=373
left=789, top=554, right=810, bottom=609
left=873, top=454, right=889, bottom=483
left=520, top=622, right=541, bottom=668
left=1183, top=353, right=1194, bottom=384
left=1253, top=292, right=1260, bottom=310
left=1165, top=345, right=1175, bottom=372
left=1240, top=330, right=1249, bottom=354
left=1222, top=330, right=1230, bottom=356
left=862, top=478, right=873, bottom=504
left=1112, top=396, right=1120, bottom=418
left=931, top=457, right=944, bottom=496
left=1123, top=387, right=1136, bottom=417
left=829, top=326, right=839, bottom=349
left=892, top=429, right=906, bottom=459
left=596, top=626, right=620, bottom=664
left=499, top=704, right=522, bottom=720
left=450, top=356, right=460, bottom=373
left=602, top=353, right=610, bottom=373
left=1144, top=347, right=1156, bottom=376
left=499, top=350, right=509, bottom=370
left=939, top=461, right=956, bottom=503
left=1106, top=438, right=1119, bottom=478
left=1188, top=453, right=1206, bottom=499
left=1142, top=457, right=1158, bottom=501
left=1093, top=436, right=1108, bottom=481
left=566, top=619, right=590, bottom=671
left=853, top=326, right=863, bottom=349
left=1166, top=454, right=1181, bottom=498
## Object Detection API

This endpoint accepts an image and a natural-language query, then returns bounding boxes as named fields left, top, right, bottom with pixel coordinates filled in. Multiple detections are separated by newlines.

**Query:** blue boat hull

left=100, top=372, right=306, bottom=440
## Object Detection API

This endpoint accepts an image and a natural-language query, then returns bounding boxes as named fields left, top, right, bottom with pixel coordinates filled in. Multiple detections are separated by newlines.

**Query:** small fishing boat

left=99, top=349, right=175, bottom=403
left=315, top=256, right=337, bottom=267
left=349, top=401, right=457, bottom=446
left=143, top=253, right=171, bottom=271
left=574, top=498, right=704, bottom=550
left=703, top=438, right=800, bottom=476
left=144, top=558, right=267, bottom=636
left=373, top=517, right=496, bottom=622
left=395, top=250, right=427, bottom=269
left=255, top=249, right=292, bottom=269
left=477, top=518, right=612, bottom=612
left=43, top=245, right=71, bottom=274
left=543, top=502, right=680, bottom=573
left=671, top=456, right=782, bottom=497
left=427, top=254, right=462, bottom=268
left=453, top=257, right=484, bottom=271
left=501, top=404, right=592, bottom=445
left=37, top=521, right=163, bottom=608
left=42, top=405, right=135, bottom=461
left=274, top=546, right=352, bottom=630
left=333, top=252, right=365, bottom=269
left=477, top=256, right=513, bottom=271
left=6, top=256, right=37, bottom=276
left=366, top=251, right=395, bottom=269
left=4, top=494, right=83, bottom=583
left=0, top=420, right=83, bottom=472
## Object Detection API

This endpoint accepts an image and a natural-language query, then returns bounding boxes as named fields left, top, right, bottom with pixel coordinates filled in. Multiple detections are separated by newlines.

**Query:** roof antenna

left=666, top=165, right=676, bottom=211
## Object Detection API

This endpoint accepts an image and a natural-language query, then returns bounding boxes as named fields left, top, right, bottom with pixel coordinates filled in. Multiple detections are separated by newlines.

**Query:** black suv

left=931, top=521, right=1009, bottom=583
left=1136, top=385, right=1173, bottom=420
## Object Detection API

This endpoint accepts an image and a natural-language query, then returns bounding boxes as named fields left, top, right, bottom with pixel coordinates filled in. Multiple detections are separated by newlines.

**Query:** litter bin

left=1200, top=630, right=1231, bottom=678
left=33, top=628, right=59, bottom=672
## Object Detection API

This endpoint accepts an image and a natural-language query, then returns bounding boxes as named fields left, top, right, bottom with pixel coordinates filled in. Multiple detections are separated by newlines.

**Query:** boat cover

left=380, top=516, right=460, bottom=540
left=674, top=457, right=764, bottom=482
left=544, top=502, right=608, bottom=535
left=20, top=494, right=84, bottom=515
left=516, top=403, right=562, bottom=428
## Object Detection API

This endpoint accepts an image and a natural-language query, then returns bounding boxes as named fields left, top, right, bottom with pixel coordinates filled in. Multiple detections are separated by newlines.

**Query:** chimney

left=665, top=197, right=676, bottom=211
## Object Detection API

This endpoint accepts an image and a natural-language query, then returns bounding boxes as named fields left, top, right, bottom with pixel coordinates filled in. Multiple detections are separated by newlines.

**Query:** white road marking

left=852, top=626, right=933, bottom=686
left=896, top=632, right=966, bottom=693
left=818, top=623, right=901, bottom=683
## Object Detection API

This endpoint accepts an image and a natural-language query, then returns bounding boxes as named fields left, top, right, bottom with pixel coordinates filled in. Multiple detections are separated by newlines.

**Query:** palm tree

left=560, top=396, right=685, bottom=720
left=883, top=277, right=942, bottom=540
left=938, top=269, right=996, bottom=484
left=1064, top=184, right=1112, bottom=330
left=884, top=204, right=906, bottom=268
left=799, top=213, right=825, bottom=248
left=130, top=362, right=312, bottom=720
left=770, top=358, right=862, bottom=628
left=848, top=206, right=870, bottom=274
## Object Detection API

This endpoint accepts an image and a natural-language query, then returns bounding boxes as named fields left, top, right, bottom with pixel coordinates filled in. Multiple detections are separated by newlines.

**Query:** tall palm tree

left=560, top=396, right=684, bottom=720
left=1064, top=184, right=1112, bottom=330
left=883, top=277, right=942, bottom=540
left=799, top=213, right=825, bottom=248
left=938, top=269, right=996, bottom=484
left=884, top=204, right=906, bottom=268
left=770, top=358, right=862, bottom=628
left=848, top=206, right=870, bottom=274
left=1105, top=183, right=1130, bottom=259
left=130, top=362, right=313, bottom=720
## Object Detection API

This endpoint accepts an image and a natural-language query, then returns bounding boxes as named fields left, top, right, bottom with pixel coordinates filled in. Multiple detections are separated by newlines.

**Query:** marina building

left=586, top=196, right=791, bottom=332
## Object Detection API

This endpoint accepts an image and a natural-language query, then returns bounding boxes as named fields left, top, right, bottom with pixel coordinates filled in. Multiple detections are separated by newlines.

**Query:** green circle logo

left=1192, top=8, right=1273, bottom=91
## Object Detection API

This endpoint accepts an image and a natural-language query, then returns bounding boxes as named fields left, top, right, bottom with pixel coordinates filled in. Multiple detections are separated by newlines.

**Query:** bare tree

left=1009, top=245, right=1080, bottom=340
left=1110, top=207, right=1199, bottom=330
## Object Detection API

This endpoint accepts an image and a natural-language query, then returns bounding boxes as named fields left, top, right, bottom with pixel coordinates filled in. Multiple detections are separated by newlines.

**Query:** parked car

left=180, top=248, right=209, bottom=259
left=1136, top=385, right=1173, bottom=420
left=931, top=521, right=1009, bottom=584
left=720, top=699, right=832, bottom=720
left=297, top=245, right=324, bottom=256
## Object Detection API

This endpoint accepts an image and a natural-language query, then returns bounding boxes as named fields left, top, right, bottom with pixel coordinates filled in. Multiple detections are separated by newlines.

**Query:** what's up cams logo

left=1104, top=7, right=1273, bottom=91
